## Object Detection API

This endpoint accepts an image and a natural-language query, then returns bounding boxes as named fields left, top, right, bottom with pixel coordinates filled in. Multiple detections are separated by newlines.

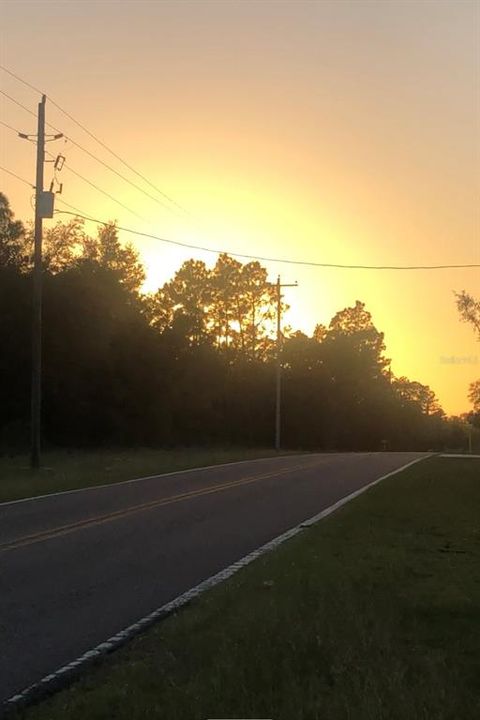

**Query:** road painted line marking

left=0, top=460, right=321, bottom=553
left=440, top=453, right=480, bottom=459
left=1, top=452, right=399, bottom=508
left=1, top=454, right=430, bottom=717
left=0, top=453, right=320, bottom=507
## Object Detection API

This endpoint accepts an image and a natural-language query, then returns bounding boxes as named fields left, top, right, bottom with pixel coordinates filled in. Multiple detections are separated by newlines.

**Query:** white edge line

left=0, top=452, right=419, bottom=508
left=1, top=453, right=309, bottom=508
left=440, top=453, right=480, bottom=459
left=1, top=454, right=430, bottom=716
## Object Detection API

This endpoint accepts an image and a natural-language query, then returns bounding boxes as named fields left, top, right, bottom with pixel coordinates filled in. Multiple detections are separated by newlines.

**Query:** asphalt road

left=0, top=452, right=426, bottom=703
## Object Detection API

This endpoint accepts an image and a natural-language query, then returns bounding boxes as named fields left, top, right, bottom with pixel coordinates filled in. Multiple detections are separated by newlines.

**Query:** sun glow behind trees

left=3, top=193, right=478, bottom=453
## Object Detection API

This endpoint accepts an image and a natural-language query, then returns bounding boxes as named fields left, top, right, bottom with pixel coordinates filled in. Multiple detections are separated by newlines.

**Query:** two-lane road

left=0, top=452, right=427, bottom=704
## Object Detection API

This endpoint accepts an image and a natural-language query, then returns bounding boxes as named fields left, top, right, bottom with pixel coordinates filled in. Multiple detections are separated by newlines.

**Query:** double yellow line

left=1, top=460, right=317, bottom=554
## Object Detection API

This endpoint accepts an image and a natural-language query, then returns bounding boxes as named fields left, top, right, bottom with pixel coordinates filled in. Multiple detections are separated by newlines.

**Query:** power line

left=47, top=100, right=190, bottom=216
left=0, top=89, right=36, bottom=118
left=0, top=64, right=190, bottom=216
left=1, top=88, right=67, bottom=138
left=2, top=83, right=186, bottom=218
left=0, top=104, right=146, bottom=221
left=1, top=90, right=62, bottom=138
left=0, top=165, right=34, bottom=188
left=55, top=197, right=96, bottom=220
left=0, top=118, right=22, bottom=135
left=62, top=136, right=175, bottom=214
left=0, top=65, right=40, bottom=96
left=3, top=68, right=479, bottom=273
left=1, top=165, right=477, bottom=271
left=60, top=164, right=145, bottom=221
left=1, top=90, right=167, bottom=218
left=45, top=150, right=144, bottom=220
left=54, top=210, right=480, bottom=271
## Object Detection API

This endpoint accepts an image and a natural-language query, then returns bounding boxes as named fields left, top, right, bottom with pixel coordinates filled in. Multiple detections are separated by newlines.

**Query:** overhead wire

left=1, top=88, right=70, bottom=137
left=45, top=100, right=190, bottom=216
left=0, top=89, right=36, bottom=119
left=0, top=112, right=148, bottom=221
left=55, top=198, right=96, bottom=221
left=3, top=68, right=479, bottom=272
left=1, top=82, right=186, bottom=218
left=0, top=65, right=40, bottom=95
left=2, top=163, right=478, bottom=271
left=0, top=65, right=190, bottom=216
left=0, top=165, right=34, bottom=188
left=57, top=135, right=176, bottom=214
left=1, top=91, right=149, bottom=221
left=44, top=150, right=145, bottom=220
left=0, top=118, right=23, bottom=135
left=54, top=210, right=480, bottom=271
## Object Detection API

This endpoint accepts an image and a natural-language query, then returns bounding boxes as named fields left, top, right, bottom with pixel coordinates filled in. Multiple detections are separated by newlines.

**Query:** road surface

left=0, top=452, right=426, bottom=704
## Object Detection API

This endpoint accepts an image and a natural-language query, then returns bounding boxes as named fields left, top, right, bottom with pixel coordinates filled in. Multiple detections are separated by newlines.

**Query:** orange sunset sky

left=1, top=0, right=479, bottom=415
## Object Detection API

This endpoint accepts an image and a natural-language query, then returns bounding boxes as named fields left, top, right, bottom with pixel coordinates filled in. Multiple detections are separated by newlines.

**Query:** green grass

left=18, top=456, right=480, bottom=720
left=0, top=447, right=290, bottom=503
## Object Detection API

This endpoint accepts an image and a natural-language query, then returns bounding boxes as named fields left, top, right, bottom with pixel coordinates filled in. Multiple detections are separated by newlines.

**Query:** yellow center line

left=0, top=460, right=319, bottom=554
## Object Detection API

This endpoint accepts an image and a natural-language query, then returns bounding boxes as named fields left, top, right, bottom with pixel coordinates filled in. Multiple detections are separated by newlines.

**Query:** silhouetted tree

left=455, top=291, right=480, bottom=340
left=468, top=380, right=480, bottom=412
left=0, top=192, right=26, bottom=269
left=0, top=194, right=461, bottom=452
left=82, top=222, right=145, bottom=293
left=393, top=377, right=443, bottom=416
left=21, top=217, right=86, bottom=274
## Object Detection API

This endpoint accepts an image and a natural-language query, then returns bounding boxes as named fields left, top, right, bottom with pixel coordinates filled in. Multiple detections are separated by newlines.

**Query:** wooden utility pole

left=274, top=276, right=297, bottom=452
left=18, top=97, right=62, bottom=469
left=30, top=95, right=46, bottom=469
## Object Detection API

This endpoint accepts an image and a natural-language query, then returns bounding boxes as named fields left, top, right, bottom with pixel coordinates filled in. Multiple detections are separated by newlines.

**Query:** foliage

left=468, top=379, right=480, bottom=413
left=454, top=290, right=479, bottom=420
left=0, top=193, right=464, bottom=452
left=146, top=253, right=279, bottom=358
left=455, top=290, right=480, bottom=341
left=0, top=192, right=26, bottom=268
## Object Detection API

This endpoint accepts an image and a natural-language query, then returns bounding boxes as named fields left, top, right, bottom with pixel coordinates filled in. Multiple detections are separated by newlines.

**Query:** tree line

left=0, top=192, right=477, bottom=451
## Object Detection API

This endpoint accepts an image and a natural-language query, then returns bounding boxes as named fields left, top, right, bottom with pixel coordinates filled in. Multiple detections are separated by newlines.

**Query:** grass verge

left=18, top=456, right=480, bottom=720
left=0, top=447, right=289, bottom=503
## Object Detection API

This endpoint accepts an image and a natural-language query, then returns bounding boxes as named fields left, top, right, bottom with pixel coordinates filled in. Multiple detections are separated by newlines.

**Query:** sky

left=1, top=0, right=479, bottom=415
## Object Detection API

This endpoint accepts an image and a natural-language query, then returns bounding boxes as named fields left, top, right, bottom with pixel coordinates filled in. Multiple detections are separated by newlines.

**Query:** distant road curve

left=0, top=451, right=427, bottom=705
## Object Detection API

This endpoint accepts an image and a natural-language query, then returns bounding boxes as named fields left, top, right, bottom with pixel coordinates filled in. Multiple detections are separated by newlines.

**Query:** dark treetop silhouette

left=0, top=192, right=474, bottom=450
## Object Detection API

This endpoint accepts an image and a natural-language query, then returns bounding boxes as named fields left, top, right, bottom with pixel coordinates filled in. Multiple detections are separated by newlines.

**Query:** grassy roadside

left=0, top=447, right=291, bottom=503
left=18, top=456, right=480, bottom=720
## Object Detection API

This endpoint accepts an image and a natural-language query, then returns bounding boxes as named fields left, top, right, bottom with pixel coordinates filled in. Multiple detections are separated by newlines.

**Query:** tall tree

left=0, top=192, right=26, bottom=269
left=0, top=195, right=461, bottom=452
left=455, top=290, right=479, bottom=421
left=393, top=377, right=443, bottom=416
left=468, top=379, right=480, bottom=413
left=326, top=301, right=389, bottom=373
left=211, top=253, right=243, bottom=349
left=318, top=302, right=392, bottom=449
left=82, top=222, right=145, bottom=294
left=455, top=291, right=480, bottom=341
left=154, top=259, right=213, bottom=345
left=22, top=217, right=87, bottom=273
left=235, top=261, right=276, bottom=360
